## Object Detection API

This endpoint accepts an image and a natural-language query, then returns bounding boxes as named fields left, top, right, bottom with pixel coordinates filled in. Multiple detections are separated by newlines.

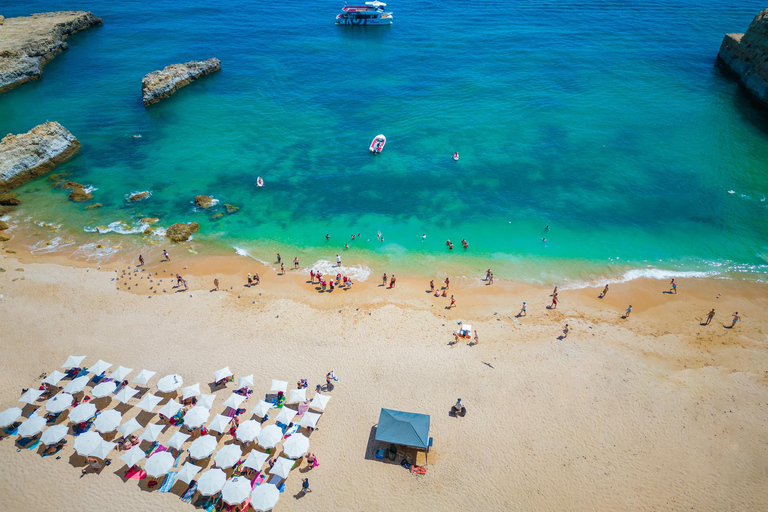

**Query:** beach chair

left=251, top=474, right=265, bottom=489
left=173, top=449, right=185, bottom=467
left=16, top=437, right=38, bottom=449
left=267, top=474, right=285, bottom=493
left=143, top=441, right=159, bottom=457
left=203, top=494, right=222, bottom=512
left=3, top=425, right=18, bottom=436
left=158, top=471, right=178, bottom=493
left=180, top=480, right=197, bottom=503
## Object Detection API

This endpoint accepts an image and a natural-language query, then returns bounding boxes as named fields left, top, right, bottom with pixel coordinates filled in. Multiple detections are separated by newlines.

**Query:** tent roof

left=374, top=408, right=431, bottom=450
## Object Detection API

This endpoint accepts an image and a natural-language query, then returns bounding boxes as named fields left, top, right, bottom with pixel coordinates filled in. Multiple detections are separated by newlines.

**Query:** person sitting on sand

left=451, top=399, right=466, bottom=416
left=44, top=439, right=67, bottom=456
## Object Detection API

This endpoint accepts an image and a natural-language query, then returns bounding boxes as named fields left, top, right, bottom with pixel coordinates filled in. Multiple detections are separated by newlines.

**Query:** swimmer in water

left=422, top=234, right=426, bottom=241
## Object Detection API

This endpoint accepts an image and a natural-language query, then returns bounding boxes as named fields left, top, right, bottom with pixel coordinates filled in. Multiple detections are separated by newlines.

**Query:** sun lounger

left=125, top=467, right=147, bottom=480
left=143, top=441, right=160, bottom=456
left=203, top=494, right=221, bottom=512
left=173, top=449, right=184, bottom=467
left=42, top=445, right=63, bottom=458
left=282, top=424, right=300, bottom=438
left=16, top=437, right=38, bottom=449
left=267, top=474, right=285, bottom=492
left=180, top=480, right=197, bottom=502
left=26, top=438, right=41, bottom=451
left=3, top=426, right=18, bottom=436
left=251, top=474, right=265, bottom=489
left=158, top=471, right=178, bottom=492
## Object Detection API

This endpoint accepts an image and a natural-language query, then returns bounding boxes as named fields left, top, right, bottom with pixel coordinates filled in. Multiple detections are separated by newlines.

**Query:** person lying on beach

left=44, top=439, right=67, bottom=456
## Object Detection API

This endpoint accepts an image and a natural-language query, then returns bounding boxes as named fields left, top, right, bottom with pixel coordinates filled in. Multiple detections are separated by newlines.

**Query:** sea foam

left=308, top=259, right=371, bottom=282
left=560, top=268, right=715, bottom=290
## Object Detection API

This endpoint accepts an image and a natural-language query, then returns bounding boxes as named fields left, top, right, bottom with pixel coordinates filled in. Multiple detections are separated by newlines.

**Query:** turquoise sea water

left=2, top=0, right=768, bottom=283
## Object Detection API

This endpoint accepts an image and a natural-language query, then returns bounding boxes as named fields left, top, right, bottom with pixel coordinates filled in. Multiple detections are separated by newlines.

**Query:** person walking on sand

left=670, top=278, right=677, bottom=294
left=430, top=280, right=435, bottom=293
left=214, top=278, right=219, bottom=291
left=254, top=273, right=260, bottom=285
left=551, top=295, right=558, bottom=309
left=302, top=477, right=312, bottom=494
left=705, top=308, right=715, bottom=325
left=247, top=273, right=252, bottom=286
left=489, top=272, right=494, bottom=284
left=336, top=254, right=342, bottom=268
left=731, top=311, right=741, bottom=327
left=280, top=262, right=285, bottom=275
left=600, top=284, right=609, bottom=298
left=486, top=269, right=491, bottom=281
left=624, top=305, right=632, bottom=318
left=445, top=277, right=450, bottom=290
left=390, top=275, right=396, bottom=288
left=294, top=257, right=300, bottom=269
left=563, top=323, right=569, bottom=338
left=552, top=285, right=558, bottom=296
left=519, top=301, right=527, bottom=316
left=163, top=249, right=170, bottom=262
left=138, top=255, right=144, bottom=266
left=382, top=273, right=388, bottom=287
left=310, top=270, right=315, bottom=283
left=473, top=330, right=479, bottom=344
left=449, top=295, right=456, bottom=308
left=183, top=279, right=189, bottom=291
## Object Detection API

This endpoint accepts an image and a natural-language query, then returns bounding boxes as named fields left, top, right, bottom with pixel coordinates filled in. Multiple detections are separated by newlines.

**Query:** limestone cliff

left=142, top=58, right=221, bottom=106
left=0, top=11, right=102, bottom=94
left=718, top=9, right=768, bottom=105
left=0, top=122, right=80, bottom=192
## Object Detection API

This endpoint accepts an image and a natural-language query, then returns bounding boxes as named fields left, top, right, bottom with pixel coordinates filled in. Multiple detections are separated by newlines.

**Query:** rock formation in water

left=718, top=9, right=768, bottom=106
left=142, top=58, right=221, bottom=106
left=127, top=191, right=150, bottom=202
left=0, top=122, right=80, bottom=192
left=195, top=195, right=215, bottom=208
left=68, top=187, right=92, bottom=202
left=166, top=222, right=199, bottom=243
left=0, top=11, right=102, bottom=94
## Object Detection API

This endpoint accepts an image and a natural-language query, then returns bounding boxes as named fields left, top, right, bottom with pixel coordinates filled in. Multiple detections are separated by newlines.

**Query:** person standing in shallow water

left=382, top=273, right=387, bottom=287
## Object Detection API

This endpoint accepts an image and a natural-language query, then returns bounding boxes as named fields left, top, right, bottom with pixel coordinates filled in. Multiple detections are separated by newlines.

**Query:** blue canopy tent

left=375, top=408, right=432, bottom=463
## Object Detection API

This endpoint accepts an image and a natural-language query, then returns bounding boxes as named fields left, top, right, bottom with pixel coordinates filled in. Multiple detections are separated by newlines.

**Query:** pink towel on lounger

left=297, top=403, right=309, bottom=416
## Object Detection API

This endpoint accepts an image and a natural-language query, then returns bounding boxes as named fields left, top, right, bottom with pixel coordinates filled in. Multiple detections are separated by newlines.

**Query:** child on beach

left=247, top=273, right=252, bottom=286
left=705, top=309, right=715, bottom=325
left=625, top=305, right=632, bottom=318
left=563, top=323, right=569, bottom=338
left=138, top=255, right=144, bottom=266
left=519, top=301, right=527, bottom=316
left=163, top=249, right=170, bottom=262
left=449, top=295, right=456, bottom=308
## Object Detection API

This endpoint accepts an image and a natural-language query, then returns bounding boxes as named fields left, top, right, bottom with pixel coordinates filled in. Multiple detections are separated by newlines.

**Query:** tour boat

left=453, top=151, right=459, bottom=161
left=369, top=134, right=386, bottom=154
left=336, top=1, right=393, bottom=26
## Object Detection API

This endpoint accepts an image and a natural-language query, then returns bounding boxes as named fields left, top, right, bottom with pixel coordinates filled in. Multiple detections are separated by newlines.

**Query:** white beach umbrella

left=213, top=367, right=233, bottom=382
left=223, top=394, right=245, bottom=410
left=68, top=403, right=97, bottom=424
left=269, top=457, right=295, bottom=479
left=197, top=468, right=227, bottom=496
left=119, top=445, right=146, bottom=467
left=270, top=380, right=287, bottom=393
left=117, top=418, right=142, bottom=437
left=109, top=366, right=133, bottom=381
left=183, top=405, right=210, bottom=429
left=166, top=431, right=191, bottom=450
left=243, top=449, right=269, bottom=471
left=139, top=422, right=164, bottom=442
left=274, top=407, right=297, bottom=426
left=157, top=399, right=183, bottom=419
left=188, top=435, right=218, bottom=460
left=177, top=462, right=202, bottom=484
left=91, top=440, right=117, bottom=459
left=114, top=386, right=139, bottom=404
left=145, top=451, right=175, bottom=477
left=94, top=409, right=122, bottom=433
left=251, top=400, right=273, bottom=418
left=19, top=388, right=44, bottom=404
left=208, top=414, right=232, bottom=434
left=18, top=415, right=46, bottom=437
left=181, top=383, right=201, bottom=400
left=0, top=407, right=22, bottom=427
left=157, top=374, right=183, bottom=393
left=287, top=389, right=307, bottom=404
left=214, top=444, right=242, bottom=468
left=237, top=375, right=253, bottom=390
left=199, top=394, right=216, bottom=410
left=89, top=360, right=112, bottom=375
left=309, top=393, right=331, bottom=411
left=40, top=424, right=68, bottom=445
left=63, top=376, right=90, bottom=394
left=132, top=369, right=156, bottom=386
left=256, top=425, right=283, bottom=449
left=43, top=371, right=67, bottom=386
left=250, top=484, right=280, bottom=511
left=222, top=476, right=251, bottom=505
left=299, top=411, right=321, bottom=429
left=135, top=393, right=163, bottom=412
left=282, top=434, right=310, bottom=459
left=62, top=355, right=86, bottom=368
left=74, top=431, right=104, bottom=456
left=44, top=393, right=73, bottom=413
left=235, top=420, right=261, bottom=443
left=91, top=381, right=117, bottom=398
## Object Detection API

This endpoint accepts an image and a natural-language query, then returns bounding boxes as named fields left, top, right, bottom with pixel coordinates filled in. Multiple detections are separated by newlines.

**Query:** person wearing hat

left=451, top=398, right=466, bottom=417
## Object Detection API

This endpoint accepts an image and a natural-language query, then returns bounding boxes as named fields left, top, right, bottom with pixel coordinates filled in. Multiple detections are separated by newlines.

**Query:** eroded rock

left=166, top=222, right=199, bottom=242
left=195, top=195, right=215, bottom=208
left=68, top=187, right=92, bottom=201
left=718, top=9, right=768, bottom=106
left=142, top=58, right=221, bottom=106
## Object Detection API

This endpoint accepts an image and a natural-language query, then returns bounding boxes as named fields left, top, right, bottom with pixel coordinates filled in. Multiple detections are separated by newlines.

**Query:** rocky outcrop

left=0, top=193, right=21, bottom=205
left=84, top=203, right=102, bottom=210
left=0, top=11, right=102, bottom=94
left=127, top=191, right=150, bottom=202
left=195, top=195, right=215, bottom=208
left=718, top=10, right=768, bottom=106
left=68, top=187, right=92, bottom=201
left=224, top=203, right=239, bottom=214
left=142, top=58, right=221, bottom=106
left=0, top=122, right=80, bottom=192
left=0, top=220, right=9, bottom=230
left=166, top=222, right=199, bottom=243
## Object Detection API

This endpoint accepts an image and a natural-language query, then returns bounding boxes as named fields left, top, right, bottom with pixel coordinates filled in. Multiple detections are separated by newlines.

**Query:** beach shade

left=269, top=457, right=295, bottom=479
left=43, top=371, right=67, bottom=386
left=44, top=393, right=73, bottom=413
left=188, top=435, right=218, bottom=460
left=63, top=376, right=90, bottom=394
left=114, top=386, right=139, bottom=404
left=199, top=394, right=216, bottom=410
left=157, top=374, right=183, bottom=393
left=136, top=393, right=163, bottom=412
left=118, top=418, right=142, bottom=437
left=181, top=383, right=201, bottom=400
left=62, top=355, right=86, bottom=368
left=250, top=483, right=280, bottom=511
left=237, top=375, right=254, bottom=390
left=145, top=451, right=175, bottom=477
left=166, top=431, right=190, bottom=450
left=256, top=425, right=283, bottom=449
left=214, top=444, right=242, bottom=469
left=213, top=367, right=233, bottom=382
left=208, top=414, right=232, bottom=434
left=243, top=449, right=269, bottom=471
left=91, top=381, right=117, bottom=398
left=18, top=415, right=47, bottom=437
left=132, top=369, right=156, bottom=386
left=235, top=420, right=261, bottom=443
left=18, top=388, right=44, bottom=405
left=222, top=476, right=251, bottom=505
left=89, top=359, right=112, bottom=376
left=282, top=433, right=310, bottom=459
left=251, top=400, right=273, bottom=419
left=41, top=424, right=68, bottom=445
left=309, top=393, right=331, bottom=412
left=223, top=394, right=245, bottom=411
left=374, top=408, right=431, bottom=450
left=197, top=468, right=227, bottom=496
left=68, top=402, right=97, bottom=424
left=274, top=407, right=297, bottom=426
left=91, top=440, right=117, bottom=459
left=157, top=399, right=183, bottom=419
left=270, top=380, right=287, bottom=393
left=94, top=409, right=122, bottom=433
left=288, top=389, right=307, bottom=404
left=299, top=411, right=321, bottom=429
left=74, top=431, right=104, bottom=456
left=177, top=462, right=202, bottom=484
left=119, top=445, right=146, bottom=467
left=183, top=405, right=210, bottom=429
left=109, top=366, right=133, bottom=381
left=139, top=422, right=164, bottom=443
left=0, top=407, right=22, bottom=428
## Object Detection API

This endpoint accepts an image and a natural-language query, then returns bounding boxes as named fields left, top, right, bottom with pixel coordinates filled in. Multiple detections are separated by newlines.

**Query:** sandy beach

left=0, top=244, right=767, bottom=512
